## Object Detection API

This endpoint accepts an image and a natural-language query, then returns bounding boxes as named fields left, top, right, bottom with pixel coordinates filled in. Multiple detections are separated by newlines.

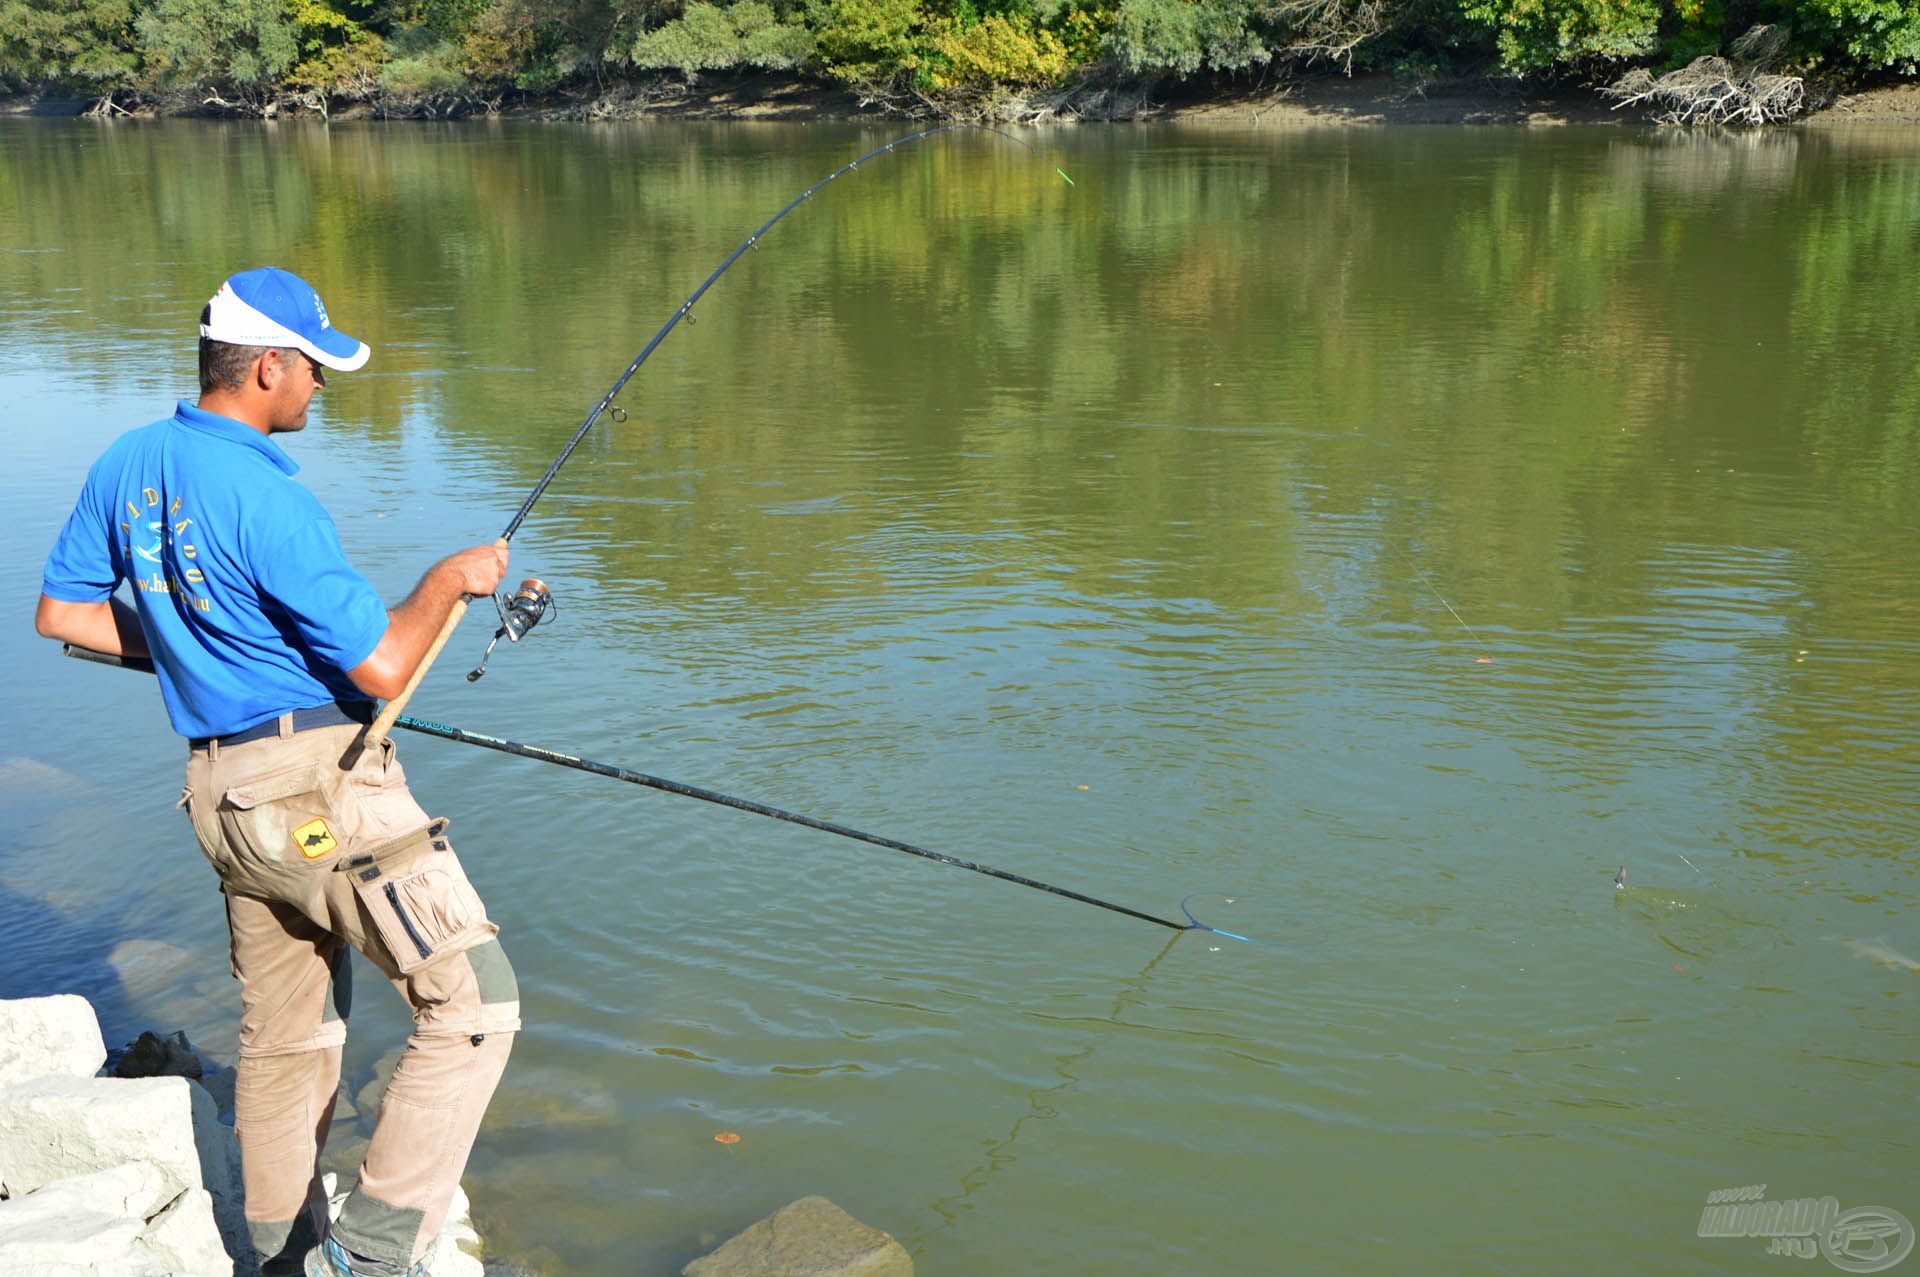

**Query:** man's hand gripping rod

left=353, top=538, right=502, bottom=758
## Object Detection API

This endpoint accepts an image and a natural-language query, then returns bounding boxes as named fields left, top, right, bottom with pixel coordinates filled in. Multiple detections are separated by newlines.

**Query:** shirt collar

left=171, top=400, right=301, bottom=476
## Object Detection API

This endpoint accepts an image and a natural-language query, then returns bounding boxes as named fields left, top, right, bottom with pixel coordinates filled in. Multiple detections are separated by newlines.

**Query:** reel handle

left=467, top=578, right=553, bottom=682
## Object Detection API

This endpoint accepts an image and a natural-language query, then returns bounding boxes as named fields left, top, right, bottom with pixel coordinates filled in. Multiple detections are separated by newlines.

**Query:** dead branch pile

left=1268, top=0, right=1390, bottom=72
left=1603, top=24, right=1805, bottom=125
left=852, top=77, right=1156, bottom=124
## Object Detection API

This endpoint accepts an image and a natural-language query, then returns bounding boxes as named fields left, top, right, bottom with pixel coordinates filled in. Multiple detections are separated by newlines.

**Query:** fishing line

left=356, top=124, right=1071, bottom=753
left=1420, top=575, right=1486, bottom=645
left=500, top=123, right=1055, bottom=546
left=921, top=930, right=1179, bottom=1240
left=65, top=645, right=1267, bottom=944
left=64, top=139, right=1277, bottom=946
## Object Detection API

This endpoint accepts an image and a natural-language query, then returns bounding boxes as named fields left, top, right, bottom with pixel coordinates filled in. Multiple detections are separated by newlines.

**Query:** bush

left=1105, top=0, right=1268, bottom=77
left=380, top=27, right=469, bottom=91
left=1458, top=0, right=1663, bottom=73
left=923, top=11, right=1067, bottom=84
left=1798, top=0, right=1920, bottom=70
left=630, top=1, right=815, bottom=75
left=809, top=0, right=922, bottom=81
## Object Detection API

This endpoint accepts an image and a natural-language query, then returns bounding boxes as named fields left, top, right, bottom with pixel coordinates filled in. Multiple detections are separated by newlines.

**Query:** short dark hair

left=198, top=306, right=298, bottom=393
left=197, top=305, right=265, bottom=393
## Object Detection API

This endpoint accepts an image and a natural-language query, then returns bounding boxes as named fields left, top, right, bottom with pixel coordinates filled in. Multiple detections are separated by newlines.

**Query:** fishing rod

left=359, top=124, right=1062, bottom=757
left=66, top=644, right=1225, bottom=938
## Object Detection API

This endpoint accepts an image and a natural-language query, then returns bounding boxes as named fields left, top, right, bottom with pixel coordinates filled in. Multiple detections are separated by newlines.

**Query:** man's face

left=268, top=348, right=325, bottom=433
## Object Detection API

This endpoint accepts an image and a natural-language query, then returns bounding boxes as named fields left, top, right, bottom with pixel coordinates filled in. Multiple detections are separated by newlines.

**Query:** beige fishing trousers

left=183, top=716, right=520, bottom=1271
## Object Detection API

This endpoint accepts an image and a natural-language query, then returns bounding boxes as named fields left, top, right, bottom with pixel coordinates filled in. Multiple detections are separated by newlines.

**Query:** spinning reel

left=468, top=578, right=556, bottom=681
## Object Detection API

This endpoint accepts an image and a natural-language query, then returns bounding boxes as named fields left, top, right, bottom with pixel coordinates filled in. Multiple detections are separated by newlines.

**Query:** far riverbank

left=7, top=71, right=1920, bottom=127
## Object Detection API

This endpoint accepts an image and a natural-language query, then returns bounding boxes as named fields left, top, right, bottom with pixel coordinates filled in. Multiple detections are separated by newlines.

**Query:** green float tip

left=1055, top=167, right=1076, bottom=187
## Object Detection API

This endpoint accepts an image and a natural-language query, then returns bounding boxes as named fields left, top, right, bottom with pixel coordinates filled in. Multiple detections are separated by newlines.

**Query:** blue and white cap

left=200, top=267, right=370, bottom=372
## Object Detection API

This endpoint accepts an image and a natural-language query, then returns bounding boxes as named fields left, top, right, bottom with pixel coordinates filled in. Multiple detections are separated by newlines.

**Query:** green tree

left=1797, top=0, right=1920, bottom=69
left=286, top=0, right=386, bottom=97
left=1105, top=0, right=1269, bottom=76
left=1458, top=0, right=1662, bottom=72
left=629, top=1, right=814, bottom=75
left=809, top=0, right=922, bottom=81
left=476, top=0, right=647, bottom=88
left=136, top=0, right=300, bottom=86
left=0, top=0, right=141, bottom=88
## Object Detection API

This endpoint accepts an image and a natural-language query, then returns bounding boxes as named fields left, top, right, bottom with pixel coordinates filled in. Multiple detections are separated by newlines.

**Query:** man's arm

left=346, top=542, right=508, bottom=701
left=36, top=595, right=149, bottom=659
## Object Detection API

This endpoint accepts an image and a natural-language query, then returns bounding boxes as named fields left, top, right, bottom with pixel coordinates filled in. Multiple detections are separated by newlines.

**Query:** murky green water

left=3, top=118, right=1918, bottom=1275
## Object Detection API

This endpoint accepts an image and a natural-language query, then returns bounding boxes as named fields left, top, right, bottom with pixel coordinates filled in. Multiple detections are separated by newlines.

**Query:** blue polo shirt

left=42, top=401, right=390, bottom=739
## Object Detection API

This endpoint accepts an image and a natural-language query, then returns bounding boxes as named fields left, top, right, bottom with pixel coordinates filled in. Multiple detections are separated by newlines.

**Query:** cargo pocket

left=346, top=832, right=495, bottom=975
left=346, top=736, right=432, bottom=847
left=217, top=763, right=343, bottom=869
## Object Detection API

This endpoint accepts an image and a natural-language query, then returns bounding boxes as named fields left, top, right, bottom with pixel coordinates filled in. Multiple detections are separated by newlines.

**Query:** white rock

left=0, top=1074, right=248, bottom=1270
left=0, top=1166, right=239, bottom=1275
left=196, top=1066, right=238, bottom=1120
left=0, top=1075, right=217, bottom=1202
left=137, top=1187, right=233, bottom=1276
left=0, top=1206, right=153, bottom=1274
left=419, top=1181, right=485, bottom=1277
left=3, top=1258, right=164, bottom=1277
left=0, top=1162, right=174, bottom=1224
left=0, top=1164, right=218, bottom=1277
left=0, top=1176, right=159, bottom=1276
left=0, top=996, right=107, bottom=1089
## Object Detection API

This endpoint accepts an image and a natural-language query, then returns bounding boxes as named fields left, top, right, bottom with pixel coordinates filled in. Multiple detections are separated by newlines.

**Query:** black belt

left=190, top=701, right=375, bottom=751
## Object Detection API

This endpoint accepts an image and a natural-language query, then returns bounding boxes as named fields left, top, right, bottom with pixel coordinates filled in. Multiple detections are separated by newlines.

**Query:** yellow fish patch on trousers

left=292, top=817, right=337, bottom=859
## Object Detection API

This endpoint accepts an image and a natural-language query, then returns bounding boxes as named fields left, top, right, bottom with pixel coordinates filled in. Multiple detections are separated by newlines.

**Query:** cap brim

left=301, top=326, right=370, bottom=372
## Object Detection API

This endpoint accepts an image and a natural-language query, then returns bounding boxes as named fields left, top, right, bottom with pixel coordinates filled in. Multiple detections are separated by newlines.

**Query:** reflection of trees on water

left=6, top=122, right=1918, bottom=864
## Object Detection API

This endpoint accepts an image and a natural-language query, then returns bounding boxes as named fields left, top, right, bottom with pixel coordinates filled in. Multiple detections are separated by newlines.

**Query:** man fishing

left=35, top=267, right=521, bottom=1277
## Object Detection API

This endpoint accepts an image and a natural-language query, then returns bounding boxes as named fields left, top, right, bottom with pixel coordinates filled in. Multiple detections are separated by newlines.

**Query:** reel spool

left=468, top=578, right=555, bottom=682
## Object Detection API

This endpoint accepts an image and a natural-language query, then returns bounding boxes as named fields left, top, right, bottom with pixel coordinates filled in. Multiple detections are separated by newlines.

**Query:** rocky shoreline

left=0, top=995, right=913, bottom=1276
left=0, top=995, right=487, bottom=1275
left=0, top=994, right=266, bottom=1274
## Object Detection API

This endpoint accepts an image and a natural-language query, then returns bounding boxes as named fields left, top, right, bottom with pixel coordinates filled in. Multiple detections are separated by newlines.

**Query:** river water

left=2, top=118, right=1917, bottom=1275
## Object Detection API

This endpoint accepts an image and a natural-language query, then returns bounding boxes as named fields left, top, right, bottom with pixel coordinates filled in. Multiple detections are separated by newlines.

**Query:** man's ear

left=256, top=349, right=286, bottom=391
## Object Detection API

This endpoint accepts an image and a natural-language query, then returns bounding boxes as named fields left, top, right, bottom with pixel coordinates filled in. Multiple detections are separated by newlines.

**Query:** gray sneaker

left=303, top=1234, right=428, bottom=1277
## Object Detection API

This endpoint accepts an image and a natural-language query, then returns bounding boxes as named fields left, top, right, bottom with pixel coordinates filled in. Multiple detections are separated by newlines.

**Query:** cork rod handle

left=347, top=536, right=506, bottom=764
left=363, top=593, right=468, bottom=750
